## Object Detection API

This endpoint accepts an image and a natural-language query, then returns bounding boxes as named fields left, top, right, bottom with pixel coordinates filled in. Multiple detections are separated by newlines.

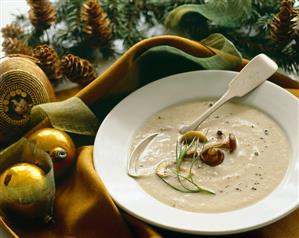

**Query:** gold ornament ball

left=0, top=163, right=49, bottom=219
left=28, top=128, right=76, bottom=178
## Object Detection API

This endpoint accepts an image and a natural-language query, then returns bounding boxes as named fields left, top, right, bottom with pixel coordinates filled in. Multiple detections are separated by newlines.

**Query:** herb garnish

left=156, top=137, right=215, bottom=195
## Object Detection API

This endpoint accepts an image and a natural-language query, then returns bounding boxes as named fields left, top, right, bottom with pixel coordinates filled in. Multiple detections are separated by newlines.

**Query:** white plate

left=93, top=70, right=299, bottom=235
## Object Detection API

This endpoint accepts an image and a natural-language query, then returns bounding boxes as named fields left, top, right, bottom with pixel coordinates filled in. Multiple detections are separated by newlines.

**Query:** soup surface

left=131, top=101, right=290, bottom=213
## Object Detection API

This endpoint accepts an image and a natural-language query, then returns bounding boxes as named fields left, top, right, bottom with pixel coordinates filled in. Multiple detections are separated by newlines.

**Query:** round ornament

left=0, top=162, right=53, bottom=222
left=0, top=56, right=56, bottom=144
left=28, top=128, right=76, bottom=179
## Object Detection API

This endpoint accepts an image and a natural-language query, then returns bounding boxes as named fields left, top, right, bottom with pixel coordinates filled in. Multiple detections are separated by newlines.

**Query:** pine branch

left=53, top=0, right=85, bottom=54
left=101, top=0, right=128, bottom=40
left=5, top=0, right=299, bottom=75
left=122, top=1, right=144, bottom=48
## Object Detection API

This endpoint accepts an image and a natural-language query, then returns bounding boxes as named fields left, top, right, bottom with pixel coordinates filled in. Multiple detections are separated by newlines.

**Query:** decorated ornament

left=0, top=163, right=51, bottom=221
left=61, top=54, right=96, bottom=86
left=0, top=139, right=55, bottom=224
left=0, top=56, right=55, bottom=144
left=28, top=128, right=76, bottom=179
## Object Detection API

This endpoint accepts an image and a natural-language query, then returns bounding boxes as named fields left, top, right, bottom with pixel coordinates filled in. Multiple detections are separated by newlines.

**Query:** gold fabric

left=3, top=146, right=161, bottom=238
left=3, top=134, right=299, bottom=238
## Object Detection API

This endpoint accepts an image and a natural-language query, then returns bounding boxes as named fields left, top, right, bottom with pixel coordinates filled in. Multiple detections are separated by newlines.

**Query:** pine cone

left=2, top=38, right=32, bottom=56
left=1, top=24, right=23, bottom=38
left=27, top=0, right=56, bottom=30
left=81, top=0, right=112, bottom=47
left=33, top=45, right=62, bottom=82
left=270, top=0, right=298, bottom=45
left=61, top=54, right=96, bottom=85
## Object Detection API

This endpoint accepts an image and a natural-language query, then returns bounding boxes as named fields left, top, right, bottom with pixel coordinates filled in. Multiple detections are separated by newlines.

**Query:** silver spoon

left=128, top=54, right=278, bottom=177
left=179, top=54, right=278, bottom=134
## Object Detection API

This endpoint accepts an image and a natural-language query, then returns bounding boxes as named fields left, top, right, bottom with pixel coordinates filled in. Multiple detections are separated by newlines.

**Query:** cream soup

left=131, top=101, right=290, bottom=213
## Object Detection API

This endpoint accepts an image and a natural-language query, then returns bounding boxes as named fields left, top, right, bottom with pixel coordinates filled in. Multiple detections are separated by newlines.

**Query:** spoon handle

left=179, top=54, right=278, bottom=134
left=179, top=89, right=233, bottom=134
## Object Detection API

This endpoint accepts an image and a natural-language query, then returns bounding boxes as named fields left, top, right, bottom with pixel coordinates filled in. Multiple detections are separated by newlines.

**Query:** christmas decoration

left=0, top=56, right=55, bottom=144
left=0, top=163, right=49, bottom=218
left=0, top=139, right=55, bottom=224
left=165, top=0, right=299, bottom=73
left=33, top=44, right=62, bottom=82
left=2, top=38, right=32, bottom=56
left=1, top=0, right=299, bottom=74
left=81, top=0, right=112, bottom=48
left=61, top=54, right=96, bottom=86
left=28, top=128, right=76, bottom=179
left=270, top=0, right=298, bottom=45
left=1, top=24, right=23, bottom=38
left=27, top=0, right=56, bottom=31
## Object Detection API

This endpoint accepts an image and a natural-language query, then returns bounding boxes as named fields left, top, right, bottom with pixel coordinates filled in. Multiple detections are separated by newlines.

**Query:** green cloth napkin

left=31, top=34, right=242, bottom=133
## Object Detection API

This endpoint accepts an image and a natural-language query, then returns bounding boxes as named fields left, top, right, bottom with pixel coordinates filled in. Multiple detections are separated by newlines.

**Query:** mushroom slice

left=180, top=131, right=208, bottom=144
left=200, top=147, right=225, bottom=166
left=204, top=133, right=237, bottom=153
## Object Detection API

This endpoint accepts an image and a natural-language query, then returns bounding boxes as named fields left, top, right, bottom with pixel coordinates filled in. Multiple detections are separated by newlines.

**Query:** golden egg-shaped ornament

left=0, top=56, right=56, bottom=144
left=28, top=128, right=76, bottom=179
left=0, top=163, right=54, bottom=223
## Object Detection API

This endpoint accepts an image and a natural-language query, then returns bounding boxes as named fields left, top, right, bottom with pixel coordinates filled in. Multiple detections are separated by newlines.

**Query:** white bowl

left=93, top=70, right=299, bottom=235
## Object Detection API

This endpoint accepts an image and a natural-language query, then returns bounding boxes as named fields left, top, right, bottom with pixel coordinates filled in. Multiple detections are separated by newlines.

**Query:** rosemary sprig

left=187, top=129, right=209, bottom=181
left=157, top=173, right=215, bottom=194
left=175, top=138, right=195, bottom=172
left=156, top=135, right=215, bottom=195
left=188, top=143, right=200, bottom=181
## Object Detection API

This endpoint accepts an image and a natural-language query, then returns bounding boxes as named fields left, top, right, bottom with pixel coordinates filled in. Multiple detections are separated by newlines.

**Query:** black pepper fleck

left=264, top=129, right=269, bottom=135
left=251, top=125, right=255, bottom=128
left=216, top=130, right=223, bottom=137
left=251, top=187, right=257, bottom=190
left=254, top=151, right=259, bottom=156
left=158, top=116, right=162, bottom=119
left=209, top=103, right=213, bottom=107
left=214, top=115, right=220, bottom=119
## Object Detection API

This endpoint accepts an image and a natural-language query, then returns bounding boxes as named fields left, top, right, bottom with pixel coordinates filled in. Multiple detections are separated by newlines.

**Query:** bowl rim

left=93, top=70, right=299, bottom=235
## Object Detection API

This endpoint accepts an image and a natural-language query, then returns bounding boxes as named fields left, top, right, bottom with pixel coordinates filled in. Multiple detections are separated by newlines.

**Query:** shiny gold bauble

left=0, top=163, right=52, bottom=221
left=28, top=128, right=76, bottom=178
left=0, top=56, right=56, bottom=144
